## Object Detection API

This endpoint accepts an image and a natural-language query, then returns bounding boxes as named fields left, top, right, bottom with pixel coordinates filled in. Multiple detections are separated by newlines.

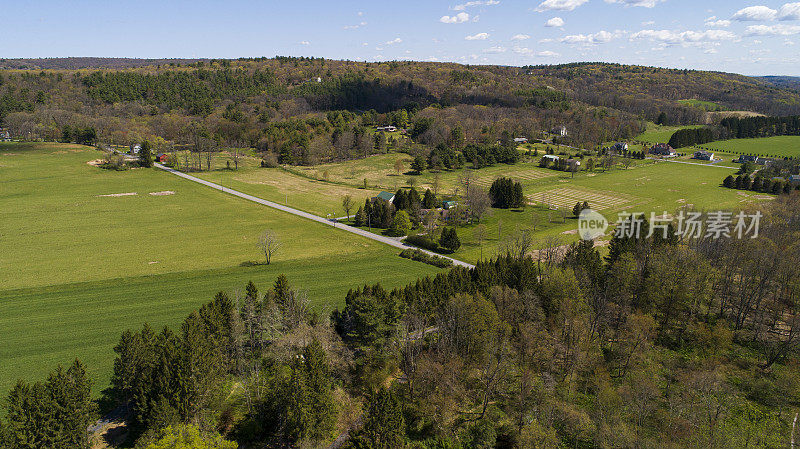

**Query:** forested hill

left=1, top=58, right=799, bottom=161
left=758, top=75, right=800, bottom=93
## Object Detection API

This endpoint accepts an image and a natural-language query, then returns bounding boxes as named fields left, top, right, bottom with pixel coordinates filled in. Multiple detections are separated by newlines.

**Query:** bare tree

left=257, top=230, right=282, bottom=265
left=394, top=158, right=404, bottom=176
left=342, top=195, right=354, bottom=219
left=500, top=226, right=534, bottom=259
left=474, top=224, right=488, bottom=260
left=464, top=185, right=491, bottom=222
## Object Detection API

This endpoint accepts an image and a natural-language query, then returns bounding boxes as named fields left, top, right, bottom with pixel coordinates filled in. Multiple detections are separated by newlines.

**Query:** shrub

left=403, top=234, right=441, bottom=252
left=399, top=249, right=453, bottom=268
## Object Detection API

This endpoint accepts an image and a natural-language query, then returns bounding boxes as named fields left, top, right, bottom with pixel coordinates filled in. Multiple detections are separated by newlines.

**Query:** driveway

left=154, top=164, right=474, bottom=269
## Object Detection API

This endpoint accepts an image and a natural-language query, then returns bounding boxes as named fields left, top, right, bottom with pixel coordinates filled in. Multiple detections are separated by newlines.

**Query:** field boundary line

left=154, top=164, right=474, bottom=269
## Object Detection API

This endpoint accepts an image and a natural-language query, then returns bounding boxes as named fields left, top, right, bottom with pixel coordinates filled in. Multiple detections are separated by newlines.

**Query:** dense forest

left=3, top=195, right=800, bottom=448
left=2, top=58, right=800, bottom=167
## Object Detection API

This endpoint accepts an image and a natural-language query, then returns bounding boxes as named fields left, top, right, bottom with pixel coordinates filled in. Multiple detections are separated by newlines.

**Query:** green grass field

left=700, top=136, right=800, bottom=158
left=442, top=159, right=767, bottom=263
left=635, top=124, right=705, bottom=144
left=0, top=142, right=441, bottom=394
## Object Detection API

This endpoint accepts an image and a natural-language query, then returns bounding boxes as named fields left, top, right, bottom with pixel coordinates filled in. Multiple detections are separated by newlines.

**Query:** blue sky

left=2, top=0, right=799, bottom=75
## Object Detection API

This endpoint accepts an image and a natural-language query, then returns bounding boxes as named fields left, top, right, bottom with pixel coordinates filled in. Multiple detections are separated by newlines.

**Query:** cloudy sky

left=2, top=0, right=799, bottom=75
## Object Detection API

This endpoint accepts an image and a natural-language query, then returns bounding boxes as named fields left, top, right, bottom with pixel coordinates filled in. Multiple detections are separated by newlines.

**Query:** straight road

left=154, top=164, right=475, bottom=269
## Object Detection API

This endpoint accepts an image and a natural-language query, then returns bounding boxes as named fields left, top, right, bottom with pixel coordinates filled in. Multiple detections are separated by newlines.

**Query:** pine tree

left=410, top=156, right=426, bottom=174
left=348, top=388, right=405, bottom=449
left=440, top=227, right=461, bottom=252
left=139, top=140, right=154, bottom=167
left=723, top=175, right=734, bottom=188
left=423, top=189, right=437, bottom=209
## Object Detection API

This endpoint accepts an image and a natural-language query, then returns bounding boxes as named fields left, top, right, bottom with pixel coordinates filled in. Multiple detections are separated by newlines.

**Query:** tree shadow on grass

left=240, top=260, right=270, bottom=267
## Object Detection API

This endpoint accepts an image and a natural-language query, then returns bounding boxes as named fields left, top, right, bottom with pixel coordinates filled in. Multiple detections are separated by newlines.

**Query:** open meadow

left=0, top=142, right=441, bottom=394
left=700, top=135, right=800, bottom=158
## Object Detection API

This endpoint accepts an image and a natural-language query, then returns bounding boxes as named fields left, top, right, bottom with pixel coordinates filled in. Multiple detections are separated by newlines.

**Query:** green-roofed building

left=375, top=191, right=395, bottom=202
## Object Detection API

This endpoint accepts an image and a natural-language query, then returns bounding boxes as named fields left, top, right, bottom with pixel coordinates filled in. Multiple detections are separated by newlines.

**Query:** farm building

left=649, top=143, right=677, bottom=157
left=376, top=126, right=397, bottom=132
left=735, top=155, right=759, bottom=164
left=156, top=154, right=169, bottom=163
left=542, top=154, right=560, bottom=162
left=514, top=137, right=528, bottom=143
left=374, top=191, right=395, bottom=203
left=552, top=126, right=568, bottom=137
left=130, top=144, right=141, bottom=154
left=611, top=142, right=628, bottom=153
left=692, top=150, right=715, bottom=161
left=789, top=175, right=800, bottom=185
left=442, top=201, right=458, bottom=210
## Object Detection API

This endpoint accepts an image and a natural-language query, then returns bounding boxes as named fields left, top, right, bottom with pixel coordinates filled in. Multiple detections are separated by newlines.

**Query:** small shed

left=442, top=201, right=458, bottom=210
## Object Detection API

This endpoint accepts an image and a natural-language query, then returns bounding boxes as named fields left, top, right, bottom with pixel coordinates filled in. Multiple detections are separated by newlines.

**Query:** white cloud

left=453, top=0, right=500, bottom=10
left=465, top=32, right=490, bottom=40
left=386, top=37, right=403, bottom=45
left=630, top=29, right=738, bottom=46
left=733, top=6, right=778, bottom=21
left=483, top=46, right=508, bottom=53
left=511, top=34, right=531, bottom=40
left=535, top=0, right=587, bottom=12
left=746, top=24, right=800, bottom=35
left=604, top=0, right=663, bottom=7
left=299, top=41, right=310, bottom=45
left=512, top=47, right=560, bottom=56
left=705, top=19, right=731, bottom=27
left=440, top=12, right=470, bottom=23
left=343, top=22, right=367, bottom=30
left=642, top=20, right=656, bottom=26
left=545, top=17, right=565, bottom=27
left=779, top=3, right=800, bottom=20
left=561, top=30, right=619, bottom=44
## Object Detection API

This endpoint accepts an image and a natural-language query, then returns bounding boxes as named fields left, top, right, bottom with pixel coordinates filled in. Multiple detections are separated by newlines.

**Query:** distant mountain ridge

left=757, top=76, right=800, bottom=92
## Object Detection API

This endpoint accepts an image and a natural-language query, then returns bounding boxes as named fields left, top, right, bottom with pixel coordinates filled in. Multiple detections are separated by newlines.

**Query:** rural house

left=735, top=155, right=760, bottom=164
left=692, top=150, right=715, bottom=161
left=649, top=143, right=677, bottom=157
left=374, top=191, right=395, bottom=203
left=514, top=137, right=528, bottom=144
left=611, top=142, right=628, bottom=153
left=376, top=125, right=397, bottom=132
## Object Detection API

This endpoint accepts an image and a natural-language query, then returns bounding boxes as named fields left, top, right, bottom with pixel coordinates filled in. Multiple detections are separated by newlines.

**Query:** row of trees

left=723, top=174, right=797, bottom=195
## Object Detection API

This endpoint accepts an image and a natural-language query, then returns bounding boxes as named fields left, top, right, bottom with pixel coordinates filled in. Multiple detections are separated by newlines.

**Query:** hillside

left=758, top=75, right=800, bottom=93
left=1, top=59, right=799, bottom=165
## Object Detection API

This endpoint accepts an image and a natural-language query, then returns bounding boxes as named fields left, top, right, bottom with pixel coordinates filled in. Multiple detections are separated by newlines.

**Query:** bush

left=403, top=234, right=441, bottom=252
left=399, top=249, right=453, bottom=268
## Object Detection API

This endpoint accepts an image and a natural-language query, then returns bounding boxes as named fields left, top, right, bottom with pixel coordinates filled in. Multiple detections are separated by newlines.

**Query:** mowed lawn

left=0, top=142, right=442, bottom=394
left=701, top=136, right=800, bottom=158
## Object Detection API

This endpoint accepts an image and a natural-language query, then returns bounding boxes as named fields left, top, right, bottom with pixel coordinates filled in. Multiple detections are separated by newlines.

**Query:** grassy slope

left=0, top=142, right=441, bottom=394
left=635, top=124, right=705, bottom=144
left=701, top=136, right=800, bottom=158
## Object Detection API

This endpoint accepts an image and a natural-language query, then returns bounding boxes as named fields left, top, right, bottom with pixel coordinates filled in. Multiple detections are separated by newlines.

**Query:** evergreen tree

left=347, top=388, right=405, bottom=449
left=354, top=206, right=366, bottom=227
left=410, top=156, right=426, bottom=174
left=390, top=210, right=413, bottom=236
left=723, top=175, right=734, bottom=188
left=423, top=189, right=437, bottom=209
left=139, top=140, right=154, bottom=168
left=440, top=227, right=461, bottom=252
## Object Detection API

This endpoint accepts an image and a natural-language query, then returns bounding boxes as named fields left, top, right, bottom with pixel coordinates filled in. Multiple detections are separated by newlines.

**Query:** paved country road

left=154, top=164, right=475, bottom=269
